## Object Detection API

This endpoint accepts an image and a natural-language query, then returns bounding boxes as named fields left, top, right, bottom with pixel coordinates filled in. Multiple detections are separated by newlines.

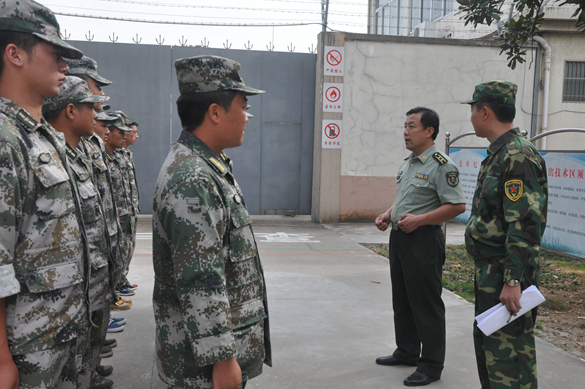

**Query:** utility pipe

left=532, top=35, right=551, bottom=150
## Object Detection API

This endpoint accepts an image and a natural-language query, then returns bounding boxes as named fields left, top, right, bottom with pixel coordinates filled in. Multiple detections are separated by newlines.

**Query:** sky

left=39, top=0, right=370, bottom=53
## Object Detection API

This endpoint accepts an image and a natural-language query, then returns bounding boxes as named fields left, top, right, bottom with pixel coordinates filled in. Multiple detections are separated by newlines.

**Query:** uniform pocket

left=408, top=179, right=433, bottom=202
left=228, top=206, right=256, bottom=263
left=32, top=164, right=75, bottom=220
left=77, top=180, right=99, bottom=224
left=21, top=261, right=84, bottom=293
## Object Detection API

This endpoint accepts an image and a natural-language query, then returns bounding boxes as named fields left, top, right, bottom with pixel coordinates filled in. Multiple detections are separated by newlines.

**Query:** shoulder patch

left=446, top=172, right=459, bottom=187
left=505, top=180, right=523, bottom=201
left=433, top=152, right=447, bottom=165
left=209, top=157, right=228, bottom=177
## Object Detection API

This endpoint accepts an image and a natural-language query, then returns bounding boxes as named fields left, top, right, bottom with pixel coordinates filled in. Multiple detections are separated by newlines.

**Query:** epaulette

left=15, top=109, right=37, bottom=129
left=65, top=143, right=78, bottom=160
left=432, top=152, right=448, bottom=165
left=209, top=157, right=228, bottom=177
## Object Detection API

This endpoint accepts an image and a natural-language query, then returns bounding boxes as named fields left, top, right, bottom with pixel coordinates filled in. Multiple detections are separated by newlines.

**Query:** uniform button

left=401, top=190, right=404, bottom=192
left=417, top=184, right=419, bottom=187
left=422, top=156, right=426, bottom=160
left=405, top=177, right=408, bottom=180
left=393, top=216, right=396, bottom=219
left=396, top=202, right=399, bottom=205
left=410, top=164, right=413, bottom=167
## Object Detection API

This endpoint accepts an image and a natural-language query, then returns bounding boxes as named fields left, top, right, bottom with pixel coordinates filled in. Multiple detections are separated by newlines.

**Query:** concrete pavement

left=105, top=216, right=584, bottom=388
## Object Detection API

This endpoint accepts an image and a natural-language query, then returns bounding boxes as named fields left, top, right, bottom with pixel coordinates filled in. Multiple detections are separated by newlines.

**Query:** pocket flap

left=21, top=261, right=84, bottom=293
left=231, top=206, right=251, bottom=229
left=33, top=163, right=69, bottom=188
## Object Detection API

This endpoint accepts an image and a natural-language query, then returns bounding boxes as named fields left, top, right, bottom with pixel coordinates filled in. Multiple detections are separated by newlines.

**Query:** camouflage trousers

left=13, top=333, right=90, bottom=389
left=168, top=380, right=247, bottom=389
left=474, top=261, right=538, bottom=389
left=89, top=307, right=111, bottom=372
left=115, top=214, right=132, bottom=288
left=119, top=215, right=138, bottom=288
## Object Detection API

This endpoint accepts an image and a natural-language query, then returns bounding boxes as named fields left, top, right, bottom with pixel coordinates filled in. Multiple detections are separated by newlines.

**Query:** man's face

left=403, top=112, right=432, bottom=153
left=83, top=77, right=105, bottom=110
left=470, top=104, right=487, bottom=138
left=23, top=41, right=69, bottom=98
left=94, top=120, right=109, bottom=140
left=220, top=93, right=249, bottom=149
left=72, top=103, right=97, bottom=138
left=127, top=125, right=138, bottom=146
left=107, top=127, right=126, bottom=149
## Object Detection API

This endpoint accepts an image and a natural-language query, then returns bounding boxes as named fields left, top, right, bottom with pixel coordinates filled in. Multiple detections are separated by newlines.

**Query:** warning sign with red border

left=324, top=46, right=344, bottom=76
left=322, top=120, right=342, bottom=149
left=323, top=83, right=343, bottom=113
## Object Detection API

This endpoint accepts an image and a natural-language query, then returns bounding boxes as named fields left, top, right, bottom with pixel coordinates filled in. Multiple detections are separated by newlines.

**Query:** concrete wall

left=312, top=32, right=535, bottom=222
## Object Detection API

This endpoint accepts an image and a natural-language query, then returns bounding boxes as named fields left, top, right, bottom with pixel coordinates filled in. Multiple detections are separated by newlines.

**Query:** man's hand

left=397, top=213, right=422, bottom=233
left=375, top=212, right=391, bottom=232
left=500, top=283, right=522, bottom=317
left=0, top=357, right=19, bottom=389
left=212, top=357, right=241, bottom=389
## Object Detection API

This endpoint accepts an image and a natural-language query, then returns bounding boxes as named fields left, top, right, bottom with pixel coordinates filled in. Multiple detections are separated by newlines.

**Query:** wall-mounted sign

left=324, top=46, right=344, bottom=76
left=323, top=83, right=343, bottom=113
left=322, top=120, right=342, bottom=149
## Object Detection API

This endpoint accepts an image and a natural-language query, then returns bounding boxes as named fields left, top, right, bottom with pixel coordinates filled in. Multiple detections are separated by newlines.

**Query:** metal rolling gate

left=70, top=41, right=316, bottom=215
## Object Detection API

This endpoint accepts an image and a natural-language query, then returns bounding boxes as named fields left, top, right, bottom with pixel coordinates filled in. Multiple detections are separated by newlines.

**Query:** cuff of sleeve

left=190, top=331, right=237, bottom=368
left=503, top=267, right=524, bottom=284
left=0, top=264, right=21, bottom=299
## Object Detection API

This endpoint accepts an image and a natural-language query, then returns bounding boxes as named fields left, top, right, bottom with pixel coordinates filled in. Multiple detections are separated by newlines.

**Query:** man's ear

left=426, top=127, right=435, bottom=139
left=65, top=104, right=76, bottom=121
left=3, top=44, right=28, bottom=69
left=207, top=103, right=222, bottom=125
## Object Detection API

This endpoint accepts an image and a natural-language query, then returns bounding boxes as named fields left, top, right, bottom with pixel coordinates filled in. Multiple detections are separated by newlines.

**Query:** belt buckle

left=391, top=223, right=399, bottom=231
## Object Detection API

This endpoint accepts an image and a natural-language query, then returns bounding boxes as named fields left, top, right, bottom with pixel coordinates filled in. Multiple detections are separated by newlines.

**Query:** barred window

left=563, top=61, right=585, bottom=102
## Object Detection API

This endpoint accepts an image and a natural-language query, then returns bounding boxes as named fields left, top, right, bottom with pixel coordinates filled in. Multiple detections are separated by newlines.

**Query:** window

left=563, top=61, right=585, bottom=102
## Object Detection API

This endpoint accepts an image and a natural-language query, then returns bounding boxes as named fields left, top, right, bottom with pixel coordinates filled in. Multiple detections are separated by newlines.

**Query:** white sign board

left=323, top=83, right=343, bottom=113
left=324, top=46, right=344, bottom=76
left=322, top=120, right=342, bottom=149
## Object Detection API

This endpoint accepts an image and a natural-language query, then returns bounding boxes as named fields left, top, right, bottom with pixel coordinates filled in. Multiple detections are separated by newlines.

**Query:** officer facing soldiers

left=463, top=81, right=548, bottom=389
left=152, top=55, right=272, bottom=389
left=0, top=1, right=91, bottom=388
left=42, top=77, right=117, bottom=389
left=375, top=107, right=465, bottom=386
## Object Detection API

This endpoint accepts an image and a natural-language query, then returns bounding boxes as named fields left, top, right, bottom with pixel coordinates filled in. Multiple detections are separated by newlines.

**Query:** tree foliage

left=456, top=0, right=585, bottom=69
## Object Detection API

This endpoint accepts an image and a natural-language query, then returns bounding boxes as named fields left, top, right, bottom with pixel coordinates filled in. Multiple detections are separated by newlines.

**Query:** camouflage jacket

left=465, top=129, right=548, bottom=283
left=152, top=130, right=271, bottom=388
left=120, top=148, right=140, bottom=213
left=115, top=148, right=137, bottom=216
left=0, top=97, right=88, bottom=354
left=66, top=143, right=114, bottom=310
left=105, top=150, right=131, bottom=218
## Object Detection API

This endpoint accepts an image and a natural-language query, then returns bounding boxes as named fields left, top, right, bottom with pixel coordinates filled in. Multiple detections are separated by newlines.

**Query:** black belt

left=391, top=223, right=399, bottom=231
left=391, top=223, right=441, bottom=232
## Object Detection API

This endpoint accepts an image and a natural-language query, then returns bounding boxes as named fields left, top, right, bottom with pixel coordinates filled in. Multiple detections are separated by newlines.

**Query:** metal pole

left=322, top=0, right=330, bottom=32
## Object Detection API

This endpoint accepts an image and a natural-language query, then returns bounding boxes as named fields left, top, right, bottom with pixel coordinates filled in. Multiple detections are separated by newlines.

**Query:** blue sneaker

left=107, top=318, right=124, bottom=333
left=118, top=288, right=135, bottom=297
left=110, top=316, right=127, bottom=325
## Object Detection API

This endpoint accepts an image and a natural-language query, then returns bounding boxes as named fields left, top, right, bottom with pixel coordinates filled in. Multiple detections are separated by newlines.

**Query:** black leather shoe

left=403, top=371, right=439, bottom=386
left=376, top=355, right=417, bottom=366
left=90, top=371, right=114, bottom=389
left=96, top=365, right=113, bottom=377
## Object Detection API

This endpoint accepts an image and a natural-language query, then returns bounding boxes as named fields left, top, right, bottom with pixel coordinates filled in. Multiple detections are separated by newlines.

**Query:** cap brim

left=33, top=33, right=83, bottom=59
left=96, top=113, right=118, bottom=122
left=88, top=73, right=113, bottom=86
left=461, top=99, right=476, bottom=105
left=234, top=86, right=265, bottom=96
left=80, top=95, right=110, bottom=104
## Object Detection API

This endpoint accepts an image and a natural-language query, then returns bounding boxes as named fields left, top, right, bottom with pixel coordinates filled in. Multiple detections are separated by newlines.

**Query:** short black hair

left=43, top=103, right=89, bottom=124
left=474, top=102, right=515, bottom=123
left=176, top=91, right=238, bottom=132
left=406, top=107, right=440, bottom=140
left=0, top=32, right=41, bottom=78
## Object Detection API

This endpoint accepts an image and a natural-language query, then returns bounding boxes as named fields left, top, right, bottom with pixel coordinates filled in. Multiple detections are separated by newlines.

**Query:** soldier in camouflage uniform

left=43, top=77, right=117, bottom=389
left=153, top=55, right=271, bottom=389
left=0, top=2, right=92, bottom=388
left=463, top=81, right=548, bottom=389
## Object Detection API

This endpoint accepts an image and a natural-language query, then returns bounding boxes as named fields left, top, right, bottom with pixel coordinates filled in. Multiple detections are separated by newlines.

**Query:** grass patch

left=542, top=297, right=570, bottom=311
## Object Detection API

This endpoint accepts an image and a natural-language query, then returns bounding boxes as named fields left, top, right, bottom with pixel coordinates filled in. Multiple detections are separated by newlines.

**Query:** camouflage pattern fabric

left=461, top=80, right=517, bottom=106
left=42, top=76, right=108, bottom=114
left=175, top=55, right=265, bottom=95
left=65, top=56, right=113, bottom=86
left=153, top=130, right=271, bottom=389
left=0, top=0, right=83, bottom=59
left=465, top=128, right=548, bottom=389
left=0, top=97, right=88, bottom=356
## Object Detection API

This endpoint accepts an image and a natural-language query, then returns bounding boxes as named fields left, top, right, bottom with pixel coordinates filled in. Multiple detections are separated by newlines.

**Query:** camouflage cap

left=65, top=56, right=112, bottom=86
left=42, top=76, right=109, bottom=114
left=175, top=55, right=265, bottom=95
left=95, top=109, right=117, bottom=122
left=0, top=0, right=83, bottom=59
left=106, top=113, right=133, bottom=132
left=462, top=80, right=517, bottom=106
left=109, top=110, right=134, bottom=125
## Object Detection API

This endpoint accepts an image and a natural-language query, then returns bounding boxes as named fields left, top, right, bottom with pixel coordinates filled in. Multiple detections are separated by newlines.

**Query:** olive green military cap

left=106, top=113, right=133, bottom=132
left=0, top=0, right=83, bottom=59
left=109, top=110, right=135, bottom=125
left=42, top=76, right=109, bottom=114
left=65, top=56, right=112, bottom=86
left=462, top=80, right=517, bottom=106
left=96, top=109, right=117, bottom=122
left=175, top=55, right=265, bottom=95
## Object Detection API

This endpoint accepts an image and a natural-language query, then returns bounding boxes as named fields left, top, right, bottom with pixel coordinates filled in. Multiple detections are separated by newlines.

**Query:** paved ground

left=105, top=216, right=584, bottom=389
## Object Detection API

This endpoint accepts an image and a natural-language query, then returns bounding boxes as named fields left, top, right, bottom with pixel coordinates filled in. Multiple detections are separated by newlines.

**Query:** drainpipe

left=532, top=35, right=551, bottom=149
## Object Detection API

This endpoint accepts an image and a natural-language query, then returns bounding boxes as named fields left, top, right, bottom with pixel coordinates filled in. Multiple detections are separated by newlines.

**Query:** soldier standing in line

left=42, top=77, right=117, bottom=389
left=463, top=81, right=548, bottom=389
left=374, top=107, right=466, bottom=386
left=0, top=1, right=91, bottom=388
left=152, top=55, right=272, bottom=389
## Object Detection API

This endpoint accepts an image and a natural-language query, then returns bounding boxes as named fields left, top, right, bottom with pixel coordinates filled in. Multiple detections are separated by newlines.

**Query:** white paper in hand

left=475, top=285, right=545, bottom=337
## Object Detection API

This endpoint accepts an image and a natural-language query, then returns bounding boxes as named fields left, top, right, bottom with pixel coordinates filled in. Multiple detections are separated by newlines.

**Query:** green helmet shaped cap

left=175, top=55, right=265, bottom=95
left=65, top=56, right=113, bottom=86
left=0, top=0, right=83, bottom=59
left=462, top=80, right=517, bottom=106
left=42, top=76, right=109, bottom=114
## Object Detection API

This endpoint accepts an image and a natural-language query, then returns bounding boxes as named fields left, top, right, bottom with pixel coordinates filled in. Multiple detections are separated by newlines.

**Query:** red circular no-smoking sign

left=324, top=123, right=340, bottom=139
left=325, top=86, right=341, bottom=103
left=326, top=50, right=342, bottom=67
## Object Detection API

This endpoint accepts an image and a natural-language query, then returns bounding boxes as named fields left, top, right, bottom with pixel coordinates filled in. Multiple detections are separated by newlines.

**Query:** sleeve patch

left=433, top=152, right=447, bottom=165
left=505, top=180, right=523, bottom=201
left=446, top=172, right=459, bottom=187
